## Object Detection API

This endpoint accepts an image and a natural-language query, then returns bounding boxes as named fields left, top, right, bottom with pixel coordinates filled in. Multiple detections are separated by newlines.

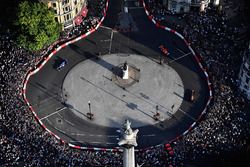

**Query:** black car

left=56, top=59, right=68, bottom=71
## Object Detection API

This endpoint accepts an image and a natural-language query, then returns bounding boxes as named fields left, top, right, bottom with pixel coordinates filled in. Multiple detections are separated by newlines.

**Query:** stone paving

left=62, top=54, right=184, bottom=128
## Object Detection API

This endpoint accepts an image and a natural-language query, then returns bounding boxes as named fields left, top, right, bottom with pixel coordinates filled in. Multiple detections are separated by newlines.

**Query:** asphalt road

left=25, top=0, right=209, bottom=149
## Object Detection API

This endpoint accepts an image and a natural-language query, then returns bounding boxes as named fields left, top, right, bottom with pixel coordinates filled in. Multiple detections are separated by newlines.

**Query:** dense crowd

left=1, top=0, right=250, bottom=166
left=146, top=0, right=250, bottom=166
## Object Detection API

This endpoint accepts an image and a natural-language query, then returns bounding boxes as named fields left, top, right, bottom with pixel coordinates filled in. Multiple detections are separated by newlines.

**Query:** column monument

left=118, top=119, right=139, bottom=167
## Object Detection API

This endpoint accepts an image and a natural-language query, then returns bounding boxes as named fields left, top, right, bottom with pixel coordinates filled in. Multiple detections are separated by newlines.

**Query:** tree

left=15, top=1, right=61, bottom=51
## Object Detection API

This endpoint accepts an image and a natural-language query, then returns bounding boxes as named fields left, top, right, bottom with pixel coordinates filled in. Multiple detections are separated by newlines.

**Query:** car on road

left=159, top=45, right=170, bottom=56
left=56, top=59, right=68, bottom=71
left=190, top=89, right=195, bottom=102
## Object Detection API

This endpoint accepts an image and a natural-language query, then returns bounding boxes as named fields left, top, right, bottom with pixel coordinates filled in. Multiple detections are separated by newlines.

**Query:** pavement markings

left=40, top=106, right=67, bottom=120
left=107, top=135, right=119, bottom=138
left=100, top=39, right=111, bottom=42
left=57, top=113, right=75, bottom=126
left=169, top=52, right=192, bottom=63
left=176, top=48, right=186, bottom=54
left=90, top=141, right=102, bottom=144
left=178, top=108, right=196, bottom=121
left=70, top=133, right=105, bottom=137
left=109, top=30, right=114, bottom=54
left=100, top=25, right=113, bottom=31
left=127, top=6, right=143, bottom=9
left=35, top=95, right=59, bottom=106
left=106, top=142, right=116, bottom=145
left=54, top=126, right=67, bottom=134
left=70, top=133, right=86, bottom=136
left=142, top=134, right=155, bottom=137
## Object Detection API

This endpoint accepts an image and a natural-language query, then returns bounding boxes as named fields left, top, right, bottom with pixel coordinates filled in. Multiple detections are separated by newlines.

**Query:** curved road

left=25, top=0, right=209, bottom=149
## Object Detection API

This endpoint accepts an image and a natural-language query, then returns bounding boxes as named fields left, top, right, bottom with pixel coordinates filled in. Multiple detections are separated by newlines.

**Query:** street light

left=154, top=105, right=160, bottom=121
left=87, top=100, right=94, bottom=120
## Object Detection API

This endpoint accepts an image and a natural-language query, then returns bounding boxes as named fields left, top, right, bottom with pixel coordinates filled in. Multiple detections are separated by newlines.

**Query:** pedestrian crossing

left=124, top=0, right=143, bottom=11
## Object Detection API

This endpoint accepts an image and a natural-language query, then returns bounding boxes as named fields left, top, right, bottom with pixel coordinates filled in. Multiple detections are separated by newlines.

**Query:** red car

left=159, top=45, right=169, bottom=56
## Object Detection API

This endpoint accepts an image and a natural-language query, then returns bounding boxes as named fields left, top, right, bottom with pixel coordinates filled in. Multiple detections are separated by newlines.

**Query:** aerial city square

left=0, top=0, right=250, bottom=166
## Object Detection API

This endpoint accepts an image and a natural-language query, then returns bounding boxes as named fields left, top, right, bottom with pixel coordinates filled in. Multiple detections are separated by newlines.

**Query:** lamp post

left=87, top=101, right=93, bottom=120
left=154, top=105, right=160, bottom=120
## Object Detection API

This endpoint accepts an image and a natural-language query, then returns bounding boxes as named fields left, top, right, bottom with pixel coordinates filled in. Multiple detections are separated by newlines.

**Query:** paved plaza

left=63, top=54, right=184, bottom=127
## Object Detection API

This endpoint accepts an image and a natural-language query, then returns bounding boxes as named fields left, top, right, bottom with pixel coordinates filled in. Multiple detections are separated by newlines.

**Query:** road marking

left=69, top=140, right=86, bottom=143
left=107, top=135, right=119, bottom=138
left=109, top=30, right=114, bottom=54
left=70, top=133, right=104, bottom=137
left=100, top=25, right=113, bottom=31
left=106, top=142, right=116, bottom=145
left=54, top=126, right=67, bottom=134
left=91, top=141, right=101, bottom=144
left=169, top=52, right=192, bottom=63
left=36, top=95, right=59, bottom=106
left=100, top=39, right=111, bottom=42
left=57, top=113, right=75, bottom=126
left=128, top=6, right=143, bottom=9
left=178, top=108, right=196, bottom=121
left=142, top=134, right=156, bottom=137
left=40, top=107, right=67, bottom=120
left=70, top=133, right=86, bottom=136
left=176, top=48, right=186, bottom=54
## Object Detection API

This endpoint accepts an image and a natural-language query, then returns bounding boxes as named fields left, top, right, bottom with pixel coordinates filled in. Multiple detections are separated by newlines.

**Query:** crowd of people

left=1, top=0, right=250, bottom=166
left=146, top=0, right=250, bottom=166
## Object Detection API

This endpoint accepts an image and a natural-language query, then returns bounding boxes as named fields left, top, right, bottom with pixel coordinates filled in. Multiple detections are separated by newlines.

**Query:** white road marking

left=100, top=39, right=111, bottom=42
left=100, top=25, right=113, bottom=31
left=169, top=52, right=192, bottom=63
left=107, top=135, right=119, bottom=138
left=142, top=134, right=156, bottom=137
left=70, top=133, right=86, bottom=136
left=106, top=142, right=116, bottom=145
left=91, top=141, right=101, bottom=144
left=128, top=7, right=143, bottom=9
left=70, top=140, right=86, bottom=143
left=176, top=48, right=186, bottom=54
left=178, top=108, right=196, bottom=121
left=45, top=118, right=53, bottom=125
left=36, top=95, right=58, bottom=106
left=54, top=126, right=67, bottom=134
left=40, top=107, right=67, bottom=120
left=70, top=133, right=104, bottom=137
left=109, top=30, right=114, bottom=54
left=57, top=113, right=75, bottom=126
left=96, top=134, right=103, bottom=137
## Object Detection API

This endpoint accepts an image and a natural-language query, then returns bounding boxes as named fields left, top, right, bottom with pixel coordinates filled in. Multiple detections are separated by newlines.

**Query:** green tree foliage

left=15, top=1, right=61, bottom=51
